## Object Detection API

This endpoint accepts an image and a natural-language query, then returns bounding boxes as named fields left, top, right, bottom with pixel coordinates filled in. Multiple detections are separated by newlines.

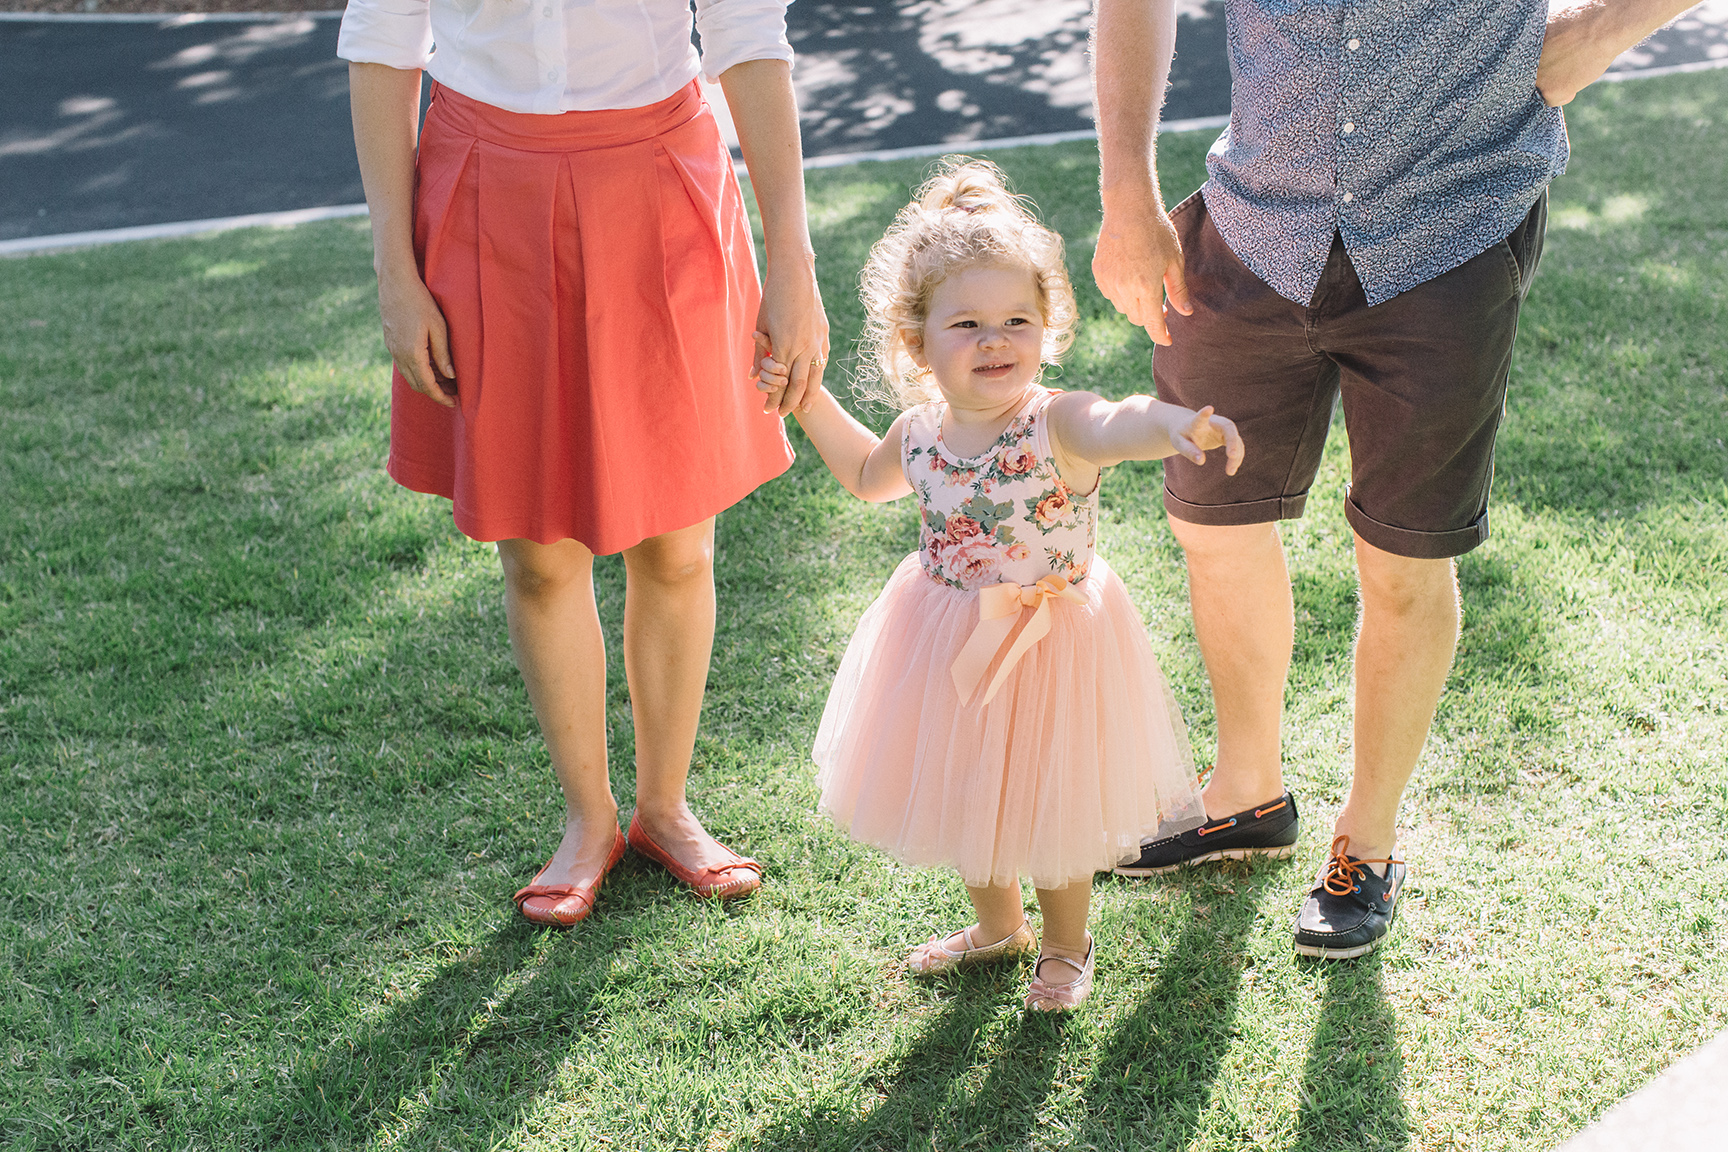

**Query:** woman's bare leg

left=497, top=537, right=621, bottom=908
left=621, top=518, right=743, bottom=871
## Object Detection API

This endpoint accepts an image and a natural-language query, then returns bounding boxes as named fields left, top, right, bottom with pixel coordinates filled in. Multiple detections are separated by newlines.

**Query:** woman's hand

left=720, top=58, right=830, bottom=417
left=350, top=63, right=455, bottom=404
left=379, top=267, right=457, bottom=406
left=752, top=256, right=829, bottom=415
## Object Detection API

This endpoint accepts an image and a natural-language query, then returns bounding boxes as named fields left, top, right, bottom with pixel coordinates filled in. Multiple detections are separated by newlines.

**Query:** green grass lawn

left=2, top=71, right=1725, bottom=1152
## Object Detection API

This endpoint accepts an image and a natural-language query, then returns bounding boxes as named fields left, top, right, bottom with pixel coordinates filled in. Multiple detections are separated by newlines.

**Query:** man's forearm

left=1092, top=0, right=1178, bottom=207
left=1539, top=0, right=1703, bottom=105
left=1559, top=0, right=1701, bottom=51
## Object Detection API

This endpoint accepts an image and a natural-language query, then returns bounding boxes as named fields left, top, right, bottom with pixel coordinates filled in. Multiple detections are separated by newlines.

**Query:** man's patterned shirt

left=1200, top=0, right=1569, bottom=307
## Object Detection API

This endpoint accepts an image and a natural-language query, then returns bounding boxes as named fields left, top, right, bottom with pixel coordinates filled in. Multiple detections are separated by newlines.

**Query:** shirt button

left=1342, top=192, right=1355, bottom=203
left=1347, top=38, right=1361, bottom=50
left=1342, top=122, right=1355, bottom=134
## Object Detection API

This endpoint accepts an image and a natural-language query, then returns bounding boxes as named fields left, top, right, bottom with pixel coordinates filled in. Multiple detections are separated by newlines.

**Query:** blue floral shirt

left=1200, top=0, right=1569, bottom=307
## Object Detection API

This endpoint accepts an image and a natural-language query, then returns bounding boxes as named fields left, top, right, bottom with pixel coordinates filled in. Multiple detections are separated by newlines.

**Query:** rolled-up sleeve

left=337, top=0, right=435, bottom=70
left=694, top=0, right=793, bottom=81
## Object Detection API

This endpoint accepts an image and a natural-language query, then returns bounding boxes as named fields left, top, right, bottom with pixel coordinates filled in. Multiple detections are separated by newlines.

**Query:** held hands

left=751, top=255, right=831, bottom=416
left=1170, top=405, right=1244, bottom=475
left=754, top=335, right=792, bottom=394
left=378, top=268, right=457, bottom=407
left=1092, top=187, right=1192, bottom=346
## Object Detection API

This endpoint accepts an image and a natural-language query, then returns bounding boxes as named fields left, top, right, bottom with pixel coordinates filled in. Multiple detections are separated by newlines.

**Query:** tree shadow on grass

left=249, top=915, right=630, bottom=1150
left=1291, top=954, right=1407, bottom=1152
left=737, top=972, right=1063, bottom=1152
left=1075, top=867, right=1278, bottom=1149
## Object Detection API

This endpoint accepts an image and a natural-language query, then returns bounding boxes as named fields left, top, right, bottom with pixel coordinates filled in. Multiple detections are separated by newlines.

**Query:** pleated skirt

left=813, top=554, right=1207, bottom=890
left=388, top=80, right=794, bottom=553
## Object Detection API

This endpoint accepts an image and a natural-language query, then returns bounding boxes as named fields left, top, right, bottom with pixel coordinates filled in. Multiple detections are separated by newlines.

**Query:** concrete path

left=1557, top=1028, right=1728, bottom=1152
left=1, top=1, right=1725, bottom=243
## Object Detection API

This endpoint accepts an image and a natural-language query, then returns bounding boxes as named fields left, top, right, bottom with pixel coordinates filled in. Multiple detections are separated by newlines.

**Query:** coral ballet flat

left=626, top=811, right=762, bottom=900
left=512, top=826, right=628, bottom=926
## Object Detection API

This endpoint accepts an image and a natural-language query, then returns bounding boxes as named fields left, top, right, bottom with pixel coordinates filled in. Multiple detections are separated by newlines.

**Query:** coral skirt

left=388, top=80, right=794, bottom=553
left=814, top=554, right=1207, bottom=890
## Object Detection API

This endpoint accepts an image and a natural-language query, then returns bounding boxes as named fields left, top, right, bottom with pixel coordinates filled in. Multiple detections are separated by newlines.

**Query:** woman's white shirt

left=337, top=0, right=793, bottom=114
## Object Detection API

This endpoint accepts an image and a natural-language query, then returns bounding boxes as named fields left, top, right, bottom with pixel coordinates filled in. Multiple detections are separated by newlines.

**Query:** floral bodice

left=902, top=388, right=1096, bottom=592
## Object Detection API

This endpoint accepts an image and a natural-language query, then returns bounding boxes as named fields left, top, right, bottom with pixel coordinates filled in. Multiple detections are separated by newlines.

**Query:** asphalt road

left=2, top=2, right=1725, bottom=242
left=0, top=3, right=1218, bottom=242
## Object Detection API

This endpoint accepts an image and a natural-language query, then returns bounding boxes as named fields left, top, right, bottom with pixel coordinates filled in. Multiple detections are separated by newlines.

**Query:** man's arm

left=1539, top=0, right=1704, bottom=106
left=1090, top=0, right=1189, bottom=346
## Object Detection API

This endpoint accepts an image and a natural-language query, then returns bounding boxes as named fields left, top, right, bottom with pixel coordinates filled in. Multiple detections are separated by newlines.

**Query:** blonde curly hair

left=857, top=158, right=1077, bottom=409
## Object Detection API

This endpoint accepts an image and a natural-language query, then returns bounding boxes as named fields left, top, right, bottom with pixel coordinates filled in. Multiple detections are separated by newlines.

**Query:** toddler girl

left=760, top=160, right=1241, bottom=1010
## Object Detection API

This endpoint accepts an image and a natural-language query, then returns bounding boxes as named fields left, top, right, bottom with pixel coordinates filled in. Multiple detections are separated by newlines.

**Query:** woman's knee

left=497, top=538, right=593, bottom=598
left=625, top=522, right=715, bottom=588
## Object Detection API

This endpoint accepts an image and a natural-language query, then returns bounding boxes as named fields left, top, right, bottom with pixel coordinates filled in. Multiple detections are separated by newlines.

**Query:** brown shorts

left=1154, top=189, right=1547, bottom=559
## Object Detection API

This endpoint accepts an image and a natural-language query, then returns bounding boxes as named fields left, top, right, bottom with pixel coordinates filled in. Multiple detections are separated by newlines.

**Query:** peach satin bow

left=950, top=575, right=1086, bottom=705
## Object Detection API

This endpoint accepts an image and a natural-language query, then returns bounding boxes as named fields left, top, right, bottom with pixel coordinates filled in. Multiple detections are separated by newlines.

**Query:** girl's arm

left=719, top=59, right=830, bottom=417
left=792, top=387, right=914, bottom=503
left=1047, top=390, right=1244, bottom=476
left=348, top=61, right=456, bottom=407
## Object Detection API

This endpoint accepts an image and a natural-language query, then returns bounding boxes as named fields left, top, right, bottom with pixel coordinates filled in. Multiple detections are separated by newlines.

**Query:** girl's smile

left=911, top=263, right=1047, bottom=424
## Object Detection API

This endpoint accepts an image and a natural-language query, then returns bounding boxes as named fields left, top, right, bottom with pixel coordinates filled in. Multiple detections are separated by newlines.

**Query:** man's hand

left=1093, top=185, right=1192, bottom=346
left=1539, top=0, right=1702, bottom=107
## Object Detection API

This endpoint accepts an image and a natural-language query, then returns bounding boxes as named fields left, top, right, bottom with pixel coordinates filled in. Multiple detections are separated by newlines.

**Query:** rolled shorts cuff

left=1344, top=495, right=1488, bottom=560
left=1163, top=487, right=1309, bottom=526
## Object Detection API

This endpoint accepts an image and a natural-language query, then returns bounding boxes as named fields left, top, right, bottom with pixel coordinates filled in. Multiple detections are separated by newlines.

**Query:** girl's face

left=908, top=263, right=1046, bottom=410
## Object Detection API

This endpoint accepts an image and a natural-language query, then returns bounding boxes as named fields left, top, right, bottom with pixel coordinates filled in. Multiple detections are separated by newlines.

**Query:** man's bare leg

left=1334, top=535, right=1460, bottom=865
left=1167, top=518, right=1294, bottom=817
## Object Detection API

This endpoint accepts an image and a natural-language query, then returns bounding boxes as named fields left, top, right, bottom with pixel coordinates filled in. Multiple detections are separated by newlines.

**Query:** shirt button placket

left=1338, top=17, right=1361, bottom=210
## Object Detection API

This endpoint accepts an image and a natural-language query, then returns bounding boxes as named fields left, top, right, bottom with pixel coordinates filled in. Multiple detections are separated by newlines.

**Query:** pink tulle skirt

left=814, top=553, right=1207, bottom=890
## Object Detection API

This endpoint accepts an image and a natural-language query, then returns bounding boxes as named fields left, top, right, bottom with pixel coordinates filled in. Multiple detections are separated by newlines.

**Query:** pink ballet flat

left=1024, top=935, right=1095, bottom=1012
left=908, top=919, right=1036, bottom=975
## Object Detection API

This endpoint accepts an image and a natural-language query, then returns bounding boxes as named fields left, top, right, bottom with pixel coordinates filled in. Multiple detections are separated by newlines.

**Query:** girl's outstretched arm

left=1047, top=391, right=1244, bottom=475
left=789, top=386, right=913, bottom=503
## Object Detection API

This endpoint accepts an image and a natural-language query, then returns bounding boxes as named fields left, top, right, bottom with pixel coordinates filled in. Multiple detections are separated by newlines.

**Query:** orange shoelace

left=1320, top=834, right=1398, bottom=896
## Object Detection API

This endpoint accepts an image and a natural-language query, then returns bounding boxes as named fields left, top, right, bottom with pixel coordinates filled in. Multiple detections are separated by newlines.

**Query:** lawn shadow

left=736, top=972, right=1062, bottom=1152
left=248, top=914, right=635, bottom=1150
left=1075, top=866, right=1279, bottom=1149
left=1291, top=954, right=1408, bottom=1152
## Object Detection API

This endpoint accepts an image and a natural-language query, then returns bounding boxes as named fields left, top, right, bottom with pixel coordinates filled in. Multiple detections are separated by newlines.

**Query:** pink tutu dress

left=814, top=387, right=1207, bottom=890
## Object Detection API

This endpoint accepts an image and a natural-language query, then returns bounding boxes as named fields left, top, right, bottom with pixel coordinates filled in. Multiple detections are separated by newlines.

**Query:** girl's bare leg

left=957, top=882, right=1030, bottom=948
left=1032, top=882, right=1092, bottom=982
left=620, top=518, right=743, bottom=871
left=497, top=537, right=620, bottom=904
